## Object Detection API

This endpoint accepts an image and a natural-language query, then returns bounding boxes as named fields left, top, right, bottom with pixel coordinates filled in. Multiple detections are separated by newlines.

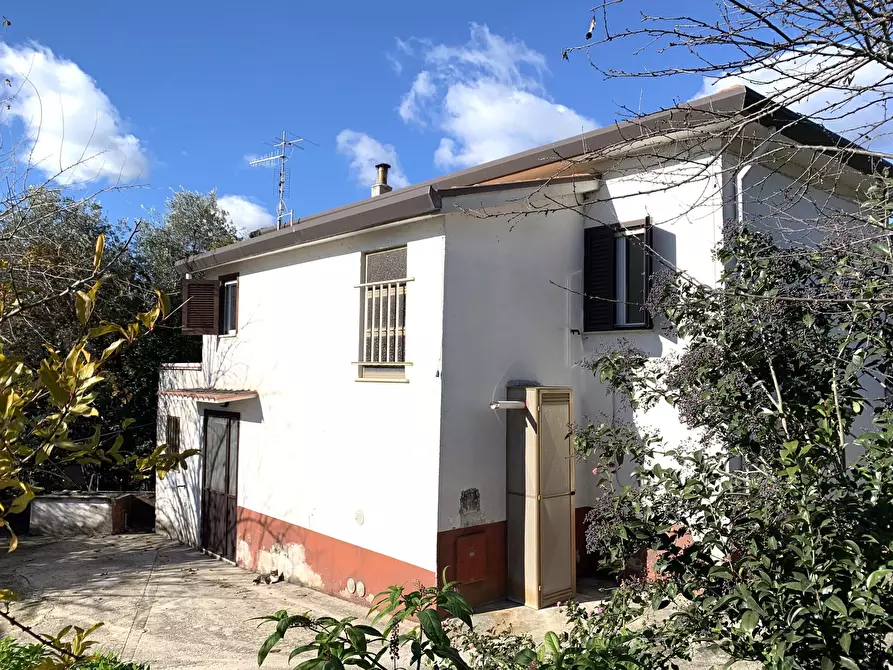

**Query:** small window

left=166, top=415, right=181, bottom=454
left=357, top=247, right=410, bottom=380
left=583, top=218, right=653, bottom=331
left=219, top=276, right=238, bottom=335
left=181, top=275, right=239, bottom=336
left=615, top=230, right=648, bottom=327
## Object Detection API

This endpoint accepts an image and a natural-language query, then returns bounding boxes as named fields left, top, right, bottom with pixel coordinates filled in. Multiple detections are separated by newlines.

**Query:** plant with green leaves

left=256, top=577, right=475, bottom=670
left=0, top=234, right=198, bottom=666
left=568, top=196, right=893, bottom=668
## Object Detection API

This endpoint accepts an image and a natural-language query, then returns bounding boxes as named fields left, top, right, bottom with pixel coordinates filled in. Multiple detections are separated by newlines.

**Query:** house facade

left=156, top=86, right=874, bottom=608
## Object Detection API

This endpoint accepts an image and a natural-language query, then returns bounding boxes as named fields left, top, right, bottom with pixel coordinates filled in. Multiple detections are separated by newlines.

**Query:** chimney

left=371, top=163, right=393, bottom=197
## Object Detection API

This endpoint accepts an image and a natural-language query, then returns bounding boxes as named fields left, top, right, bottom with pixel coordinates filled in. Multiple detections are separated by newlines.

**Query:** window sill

left=582, top=326, right=653, bottom=335
left=355, top=377, right=410, bottom=384
left=217, top=333, right=238, bottom=339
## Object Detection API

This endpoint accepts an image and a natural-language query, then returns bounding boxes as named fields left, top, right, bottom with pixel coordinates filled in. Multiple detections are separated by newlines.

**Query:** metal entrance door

left=201, top=411, right=239, bottom=560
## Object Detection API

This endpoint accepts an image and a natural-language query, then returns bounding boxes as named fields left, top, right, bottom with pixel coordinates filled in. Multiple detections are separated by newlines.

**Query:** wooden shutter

left=643, top=216, right=654, bottom=329
left=182, top=279, right=219, bottom=335
left=166, top=416, right=181, bottom=454
left=583, top=225, right=616, bottom=331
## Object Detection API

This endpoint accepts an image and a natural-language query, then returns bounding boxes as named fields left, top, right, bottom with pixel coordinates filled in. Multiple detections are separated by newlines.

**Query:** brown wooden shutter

left=182, top=279, right=219, bottom=335
left=583, top=225, right=616, bottom=331
left=643, top=216, right=654, bottom=329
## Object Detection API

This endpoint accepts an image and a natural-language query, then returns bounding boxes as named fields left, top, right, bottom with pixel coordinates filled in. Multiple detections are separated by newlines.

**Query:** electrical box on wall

left=505, top=386, right=576, bottom=609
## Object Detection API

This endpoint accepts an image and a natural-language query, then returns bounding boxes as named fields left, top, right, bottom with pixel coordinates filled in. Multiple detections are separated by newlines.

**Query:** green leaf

left=515, top=649, right=538, bottom=666
left=840, top=632, right=852, bottom=654
left=417, top=609, right=444, bottom=644
left=288, top=644, right=317, bottom=662
left=740, top=610, right=759, bottom=632
left=839, top=657, right=859, bottom=670
left=867, top=568, right=891, bottom=589
left=543, top=631, right=561, bottom=659
left=257, top=631, right=282, bottom=666
left=824, top=595, right=848, bottom=616
left=709, top=567, right=736, bottom=581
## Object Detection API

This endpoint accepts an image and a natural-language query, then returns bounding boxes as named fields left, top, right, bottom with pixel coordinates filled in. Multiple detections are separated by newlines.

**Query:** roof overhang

left=159, top=388, right=258, bottom=404
left=175, top=85, right=887, bottom=275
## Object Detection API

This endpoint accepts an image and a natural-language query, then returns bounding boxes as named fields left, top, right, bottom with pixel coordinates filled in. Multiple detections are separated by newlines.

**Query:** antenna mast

left=249, top=131, right=311, bottom=229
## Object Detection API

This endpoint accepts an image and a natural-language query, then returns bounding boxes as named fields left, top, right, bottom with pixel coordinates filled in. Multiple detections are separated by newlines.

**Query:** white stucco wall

left=165, top=217, right=446, bottom=573
left=437, top=155, right=727, bottom=532
left=156, top=364, right=204, bottom=545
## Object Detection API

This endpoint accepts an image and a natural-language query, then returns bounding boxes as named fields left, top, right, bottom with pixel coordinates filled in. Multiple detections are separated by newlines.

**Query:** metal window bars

left=357, top=278, right=412, bottom=364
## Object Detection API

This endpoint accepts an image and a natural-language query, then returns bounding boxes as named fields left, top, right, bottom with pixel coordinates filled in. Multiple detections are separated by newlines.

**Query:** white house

left=155, top=86, right=876, bottom=609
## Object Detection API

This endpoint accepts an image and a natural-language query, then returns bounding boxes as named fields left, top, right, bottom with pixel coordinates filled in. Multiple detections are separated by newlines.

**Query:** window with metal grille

left=166, top=415, right=181, bottom=454
left=357, top=246, right=411, bottom=380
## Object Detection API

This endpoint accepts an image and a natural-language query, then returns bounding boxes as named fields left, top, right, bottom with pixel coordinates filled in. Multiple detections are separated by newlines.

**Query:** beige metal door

left=537, top=390, right=575, bottom=606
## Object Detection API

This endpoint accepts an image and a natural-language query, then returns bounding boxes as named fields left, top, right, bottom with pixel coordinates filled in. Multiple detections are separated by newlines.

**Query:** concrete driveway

left=2, top=534, right=744, bottom=670
left=2, top=534, right=373, bottom=670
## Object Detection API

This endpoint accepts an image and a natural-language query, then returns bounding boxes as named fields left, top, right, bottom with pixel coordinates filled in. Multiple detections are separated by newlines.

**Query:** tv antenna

left=249, top=131, right=315, bottom=229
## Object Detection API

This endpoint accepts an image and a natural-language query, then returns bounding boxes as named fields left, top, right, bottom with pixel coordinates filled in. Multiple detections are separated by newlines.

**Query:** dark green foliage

left=574, top=206, right=893, bottom=667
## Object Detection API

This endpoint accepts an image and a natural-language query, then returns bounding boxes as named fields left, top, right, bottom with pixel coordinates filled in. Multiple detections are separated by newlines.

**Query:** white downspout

left=735, top=129, right=775, bottom=226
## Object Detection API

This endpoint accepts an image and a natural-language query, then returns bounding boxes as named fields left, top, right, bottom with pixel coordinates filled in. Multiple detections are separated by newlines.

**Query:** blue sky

left=0, top=1, right=722, bottom=233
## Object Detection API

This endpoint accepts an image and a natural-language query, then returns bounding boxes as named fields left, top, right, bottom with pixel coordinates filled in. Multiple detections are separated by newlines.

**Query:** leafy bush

left=0, top=637, right=147, bottom=670
left=0, top=636, right=49, bottom=670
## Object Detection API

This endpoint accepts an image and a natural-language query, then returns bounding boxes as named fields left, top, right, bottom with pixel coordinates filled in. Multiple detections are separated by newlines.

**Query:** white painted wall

left=161, top=217, right=447, bottom=573
left=437, top=155, right=727, bottom=531
left=156, top=364, right=204, bottom=545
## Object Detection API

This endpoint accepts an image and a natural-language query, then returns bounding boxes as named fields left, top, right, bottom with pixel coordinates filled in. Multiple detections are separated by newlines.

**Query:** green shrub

left=0, top=636, right=49, bottom=670
left=0, top=637, right=149, bottom=670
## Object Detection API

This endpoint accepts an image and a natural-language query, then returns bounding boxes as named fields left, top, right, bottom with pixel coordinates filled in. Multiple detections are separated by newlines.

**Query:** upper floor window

left=357, top=246, right=410, bottom=380
left=219, top=275, right=238, bottom=335
left=181, top=274, right=239, bottom=336
left=583, top=217, right=653, bottom=331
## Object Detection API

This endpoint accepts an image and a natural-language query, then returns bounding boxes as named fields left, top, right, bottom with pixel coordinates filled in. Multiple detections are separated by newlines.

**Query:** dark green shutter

left=583, top=225, right=615, bottom=331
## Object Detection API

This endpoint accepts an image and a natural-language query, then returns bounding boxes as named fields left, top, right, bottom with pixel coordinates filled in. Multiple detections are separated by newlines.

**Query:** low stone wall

left=30, top=492, right=154, bottom=536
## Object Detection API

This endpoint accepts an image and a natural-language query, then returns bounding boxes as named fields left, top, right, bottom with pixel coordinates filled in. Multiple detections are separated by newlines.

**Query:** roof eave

left=176, top=185, right=442, bottom=274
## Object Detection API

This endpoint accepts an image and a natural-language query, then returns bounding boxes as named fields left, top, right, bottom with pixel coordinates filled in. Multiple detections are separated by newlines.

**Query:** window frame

left=614, top=228, right=649, bottom=329
left=218, top=273, right=239, bottom=336
left=583, top=217, right=653, bottom=333
left=355, top=246, right=412, bottom=382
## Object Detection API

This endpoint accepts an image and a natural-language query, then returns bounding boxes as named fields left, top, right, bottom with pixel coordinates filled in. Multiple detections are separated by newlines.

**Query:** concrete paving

left=2, top=535, right=373, bottom=669
left=2, top=535, right=605, bottom=669
left=2, top=534, right=748, bottom=669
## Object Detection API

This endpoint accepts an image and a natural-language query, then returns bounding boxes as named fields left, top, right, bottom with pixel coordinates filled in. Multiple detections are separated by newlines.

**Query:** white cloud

left=0, top=43, right=148, bottom=184
left=397, top=23, right=596, bottom=168
left=434, top=80, right=595, bottom=169
left=218, top=195, right=275, bottom=234
left=386, top=53, right=403, bottom=75
left=398, top=71, right=436, bottom=124
left=336, top=129, right=409, bottom=189
left=696, top=48, right=892, bottom=149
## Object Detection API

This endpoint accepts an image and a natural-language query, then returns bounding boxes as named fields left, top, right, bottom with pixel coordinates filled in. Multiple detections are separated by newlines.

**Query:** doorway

left=201, top=410, right=239, bottom=560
